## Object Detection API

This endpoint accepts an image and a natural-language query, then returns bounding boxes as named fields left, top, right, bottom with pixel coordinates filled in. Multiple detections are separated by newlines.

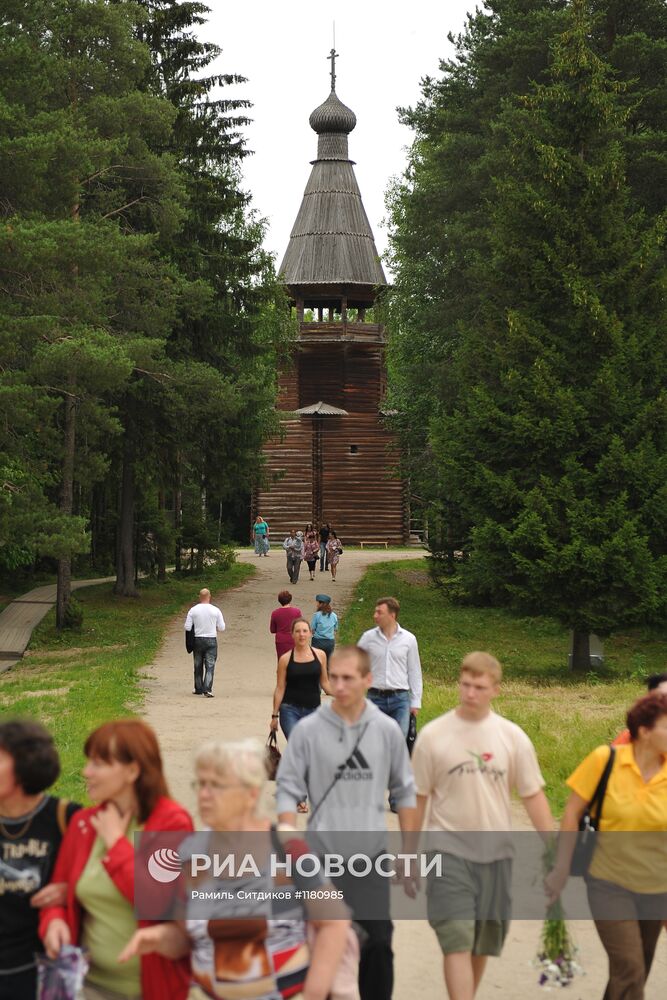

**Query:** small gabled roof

left=293, top=401, right=349, bottom=416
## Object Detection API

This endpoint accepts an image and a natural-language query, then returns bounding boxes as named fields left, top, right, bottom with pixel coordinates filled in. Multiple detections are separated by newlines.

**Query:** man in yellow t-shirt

left=411, top=651, right=554, bottom=1000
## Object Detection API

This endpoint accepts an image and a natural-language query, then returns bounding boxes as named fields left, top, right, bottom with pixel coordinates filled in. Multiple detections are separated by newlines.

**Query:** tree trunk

left=570, top=629, right=591, bottom=672
left=174, top=459, right=182, bottom=573
left=114, top=423, right=139, bottom=597
left=56, top=382, right=77, bottom=628
left=157, top=490, right=167, bottom=583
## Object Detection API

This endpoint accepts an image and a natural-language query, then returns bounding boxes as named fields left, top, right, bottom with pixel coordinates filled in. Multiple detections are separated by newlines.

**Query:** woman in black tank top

left=270, top=620, right=331, bottom=806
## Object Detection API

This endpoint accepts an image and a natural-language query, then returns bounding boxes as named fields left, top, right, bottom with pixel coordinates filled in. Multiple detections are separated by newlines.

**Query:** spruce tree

left=0, top=0, right=183, bottom=619
left=433, top=0, right=667, bottom=665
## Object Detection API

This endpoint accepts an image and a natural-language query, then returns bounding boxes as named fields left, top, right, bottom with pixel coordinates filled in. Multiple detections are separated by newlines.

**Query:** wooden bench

left=359, top=540, right=389, bottom=549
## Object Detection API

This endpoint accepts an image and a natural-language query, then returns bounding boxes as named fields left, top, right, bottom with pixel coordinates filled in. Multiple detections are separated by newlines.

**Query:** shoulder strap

left=56, top=797, right=70, bottom=836
left=588, top=746, right=616, bottom=825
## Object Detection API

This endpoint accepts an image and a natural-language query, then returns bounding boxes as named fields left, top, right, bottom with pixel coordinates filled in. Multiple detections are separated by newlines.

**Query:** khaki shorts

left=427, top=853, right=511, bottom=957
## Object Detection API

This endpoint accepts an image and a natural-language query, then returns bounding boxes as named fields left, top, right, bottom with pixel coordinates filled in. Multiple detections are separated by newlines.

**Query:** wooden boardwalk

left=0, top=578, right=113, bottom=672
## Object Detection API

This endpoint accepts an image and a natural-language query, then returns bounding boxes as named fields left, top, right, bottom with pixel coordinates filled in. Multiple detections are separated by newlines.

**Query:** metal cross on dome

left=328, top=47, right=339, bottom=92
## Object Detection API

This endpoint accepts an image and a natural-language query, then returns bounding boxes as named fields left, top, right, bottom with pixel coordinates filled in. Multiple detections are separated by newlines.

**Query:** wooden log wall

left=256, top=334, right=408, bottom=544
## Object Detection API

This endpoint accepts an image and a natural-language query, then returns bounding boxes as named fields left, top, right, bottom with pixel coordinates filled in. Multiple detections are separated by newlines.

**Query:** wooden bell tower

left=255, top=52, right=408, bottom=544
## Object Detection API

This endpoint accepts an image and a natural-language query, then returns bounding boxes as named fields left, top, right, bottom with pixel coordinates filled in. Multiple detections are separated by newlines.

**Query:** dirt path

left=142, top=548, right=666, bottom=999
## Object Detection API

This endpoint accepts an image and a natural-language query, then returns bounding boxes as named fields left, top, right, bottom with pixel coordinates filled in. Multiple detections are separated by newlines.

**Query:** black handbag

left=185, top=623, right=195, bottom=654
left=570, top=746, right=615, bottom=877
left=406, top=714, right=417, bottom=756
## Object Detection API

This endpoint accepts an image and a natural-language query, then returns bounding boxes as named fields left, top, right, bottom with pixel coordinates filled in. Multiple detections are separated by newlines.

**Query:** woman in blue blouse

left=310, top=594, right=338, bottom=667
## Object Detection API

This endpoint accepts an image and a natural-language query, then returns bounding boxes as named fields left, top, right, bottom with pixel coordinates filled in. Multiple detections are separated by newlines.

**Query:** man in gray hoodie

left=276, top=644, right=416, bottom=1000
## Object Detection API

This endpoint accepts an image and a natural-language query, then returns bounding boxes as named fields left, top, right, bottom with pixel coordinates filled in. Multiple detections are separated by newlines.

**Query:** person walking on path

left=358, top=597, right=422, bottom=741
left=120, top=738, right=350, bottom=1000
left=326, top=530, right=343, bottom=581
left=303, top=525, right=319, bottom=581
left=271, top=618, right=331, bottom=813
left=40, top=720, right=193, bottom=1000
left=358, top=596, right=422, bottom=811
left=318, top=522, right=331, bottom=572
left=283, top=529, right=304, bottom=584
left=276, top=644, right=416, bottom=1000
left=410, top=651, right=554, bottom=1000
left=545, top=692, right=667, bottom=1000
left=184, top=588, right=226, bottom=697
left=0, top=720, right=81, bottom=1000
left=253, top=515, right=270, bottom=556
left=311, top=594, right=338, bottom=667
left=269, top=590, right=302, bottom=661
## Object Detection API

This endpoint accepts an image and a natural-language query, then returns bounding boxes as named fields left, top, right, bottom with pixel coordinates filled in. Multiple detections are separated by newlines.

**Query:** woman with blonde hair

left=120, top=737, right=352, bottom=1000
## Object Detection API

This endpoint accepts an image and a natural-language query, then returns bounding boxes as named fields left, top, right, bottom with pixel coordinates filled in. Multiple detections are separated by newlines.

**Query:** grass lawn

left=338, top=558, right=666, bottom=813
left=0, top=562, right=254, bottom=803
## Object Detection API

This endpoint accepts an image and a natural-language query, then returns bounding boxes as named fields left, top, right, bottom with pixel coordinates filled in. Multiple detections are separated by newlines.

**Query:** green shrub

left=62, top=596, right=84, bottom=629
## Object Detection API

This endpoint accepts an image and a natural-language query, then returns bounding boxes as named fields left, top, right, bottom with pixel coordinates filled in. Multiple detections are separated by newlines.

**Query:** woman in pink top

left=269, top=590, right=302, bottom=660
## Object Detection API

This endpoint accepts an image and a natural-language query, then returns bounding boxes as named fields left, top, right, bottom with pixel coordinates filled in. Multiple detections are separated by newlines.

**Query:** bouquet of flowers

left=534, top=839, right=583, bottom=988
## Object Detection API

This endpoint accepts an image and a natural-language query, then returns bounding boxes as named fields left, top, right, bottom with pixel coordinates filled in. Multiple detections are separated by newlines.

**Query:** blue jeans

left=367, top=689, right=411, bottom=738
left=311, top=635, right=335, bottom=666
left=193, top=637, right=217, bottom=694
left=279, top=703, right=317, bottom=740
left=319, top=541, right=328, bottom=571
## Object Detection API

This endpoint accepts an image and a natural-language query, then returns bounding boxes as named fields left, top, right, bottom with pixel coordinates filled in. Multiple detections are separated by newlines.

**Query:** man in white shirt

left=358, top=596, right=422, bottom=812
left=411, top=651, right=554, bottom=1000
left=357, top=596, right=422, bottom=738
left=184, top=588, right=226, bottom=698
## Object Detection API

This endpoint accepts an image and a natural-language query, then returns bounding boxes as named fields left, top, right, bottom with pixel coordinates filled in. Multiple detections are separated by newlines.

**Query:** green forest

left=386, top=0, right=667, bottom=666
left=1, top=0, right=665, bottom=666
left=0, top=0, right=293, bottom=624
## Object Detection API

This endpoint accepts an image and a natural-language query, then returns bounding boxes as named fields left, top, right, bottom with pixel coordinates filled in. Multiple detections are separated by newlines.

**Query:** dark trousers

left=319, top=541, right=329, bottom=571
left=311, top=635, right=334, bottom=666
left=286, top=551, right=302, bottom=583
left=587, top=876, right=664, bottom=1000
left=193, top=637, right=217, bottom=694
left=0, top=966, right=37, bottom=1000
left=334, top=862, right=394, bottom=1000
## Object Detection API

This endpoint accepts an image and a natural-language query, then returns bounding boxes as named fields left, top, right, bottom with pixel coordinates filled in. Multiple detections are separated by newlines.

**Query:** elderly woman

left=0, top=720, right=80, bottom=1000
left=545, top=693, right=667, bottom=1000
left=283, top=529, right=304, bottom=584
left=120, top=738, right=351, bottom=1000
left=269, top=590, right=302, bottom=661
left=40, top=719, right=192, bottom=1000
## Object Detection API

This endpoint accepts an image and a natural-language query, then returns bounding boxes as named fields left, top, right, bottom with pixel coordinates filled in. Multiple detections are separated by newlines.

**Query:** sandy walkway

left=142, top=548, right=666, bottom=999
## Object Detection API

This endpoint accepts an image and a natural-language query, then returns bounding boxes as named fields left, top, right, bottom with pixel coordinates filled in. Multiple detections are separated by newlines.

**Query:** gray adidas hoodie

left=275, top=700, right=416, bottom=832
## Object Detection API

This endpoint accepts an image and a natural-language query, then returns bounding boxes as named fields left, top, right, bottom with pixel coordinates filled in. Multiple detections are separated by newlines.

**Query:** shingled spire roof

left=279, top=52, right=386, bottom=295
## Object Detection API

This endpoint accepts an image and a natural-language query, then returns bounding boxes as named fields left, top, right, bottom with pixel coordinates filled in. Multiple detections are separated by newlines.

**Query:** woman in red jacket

left=39, top=719, right=192, bottom=1000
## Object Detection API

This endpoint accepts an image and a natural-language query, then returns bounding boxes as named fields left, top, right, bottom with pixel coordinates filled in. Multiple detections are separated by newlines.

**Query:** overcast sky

left=200, top=0, right=474, bottom=274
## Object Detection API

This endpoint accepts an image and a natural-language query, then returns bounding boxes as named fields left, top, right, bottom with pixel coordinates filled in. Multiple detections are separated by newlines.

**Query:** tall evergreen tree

left=386, top=0, right=667, bottom=570
left=107, top=0, right=292, bottom=594
left=0, top=0, right=184, bottom=621
left=431, top=0, right=667, bottom=665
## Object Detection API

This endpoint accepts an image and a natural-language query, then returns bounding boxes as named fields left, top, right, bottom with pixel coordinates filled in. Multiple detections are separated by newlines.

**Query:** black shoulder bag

left=570, top=746, right=615, bottom=877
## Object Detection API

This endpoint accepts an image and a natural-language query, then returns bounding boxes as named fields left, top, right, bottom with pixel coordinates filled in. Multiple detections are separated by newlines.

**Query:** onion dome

left=309, top=91, right=357, bottom=135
